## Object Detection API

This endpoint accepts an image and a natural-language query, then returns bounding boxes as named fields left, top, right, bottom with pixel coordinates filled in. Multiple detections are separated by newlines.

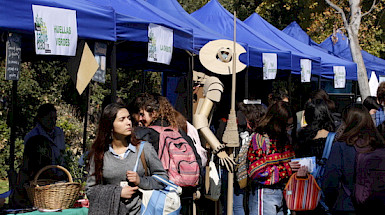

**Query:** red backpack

left=150, top=126, right=201, bottom=187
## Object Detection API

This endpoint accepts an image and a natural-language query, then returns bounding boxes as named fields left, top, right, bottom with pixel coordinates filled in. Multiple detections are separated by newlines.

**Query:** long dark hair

left=310, top=89, right=335, bottom=112
left=338, top=106, right=384, bottom=151
left=89, top=103, right=139, bottom=184
left=303, top=99, right=335, bottom=138
left=237, top=102, right=267, bottom=132
left=255, top=101, right=293, bottom=148
left=363, top=96, right=380, bottom=111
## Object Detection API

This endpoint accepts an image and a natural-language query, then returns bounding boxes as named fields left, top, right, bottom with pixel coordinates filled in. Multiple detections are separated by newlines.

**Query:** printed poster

left=32, top=5, right=77, bottom=56
left=148, top=23, right=173, bottom=65
left=262, top=53, right=277, bottom=80
left=5, top=33, right=21, bottom=80
left=300, top=59, right=312, bottom=83
left=334, top=66, right=346, bottom=88
left=92, top=42, right=107, bottom=83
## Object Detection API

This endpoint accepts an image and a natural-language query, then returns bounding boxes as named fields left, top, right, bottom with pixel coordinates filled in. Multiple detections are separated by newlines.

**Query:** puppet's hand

left=217, top=151, right=235, bottom=172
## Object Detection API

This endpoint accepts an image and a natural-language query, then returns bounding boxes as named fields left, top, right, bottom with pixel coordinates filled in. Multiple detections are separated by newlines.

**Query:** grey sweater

left=86, top=142, right=168, bottom=215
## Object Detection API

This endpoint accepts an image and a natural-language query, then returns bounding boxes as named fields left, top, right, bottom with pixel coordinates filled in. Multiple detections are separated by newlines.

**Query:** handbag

left=205, top=155, right=221, bottom=201
left=284, top=173, right=321, bottom=211
left=133, top=142, right=182, bottom=215
left=284, top=132, right=336, bottom=211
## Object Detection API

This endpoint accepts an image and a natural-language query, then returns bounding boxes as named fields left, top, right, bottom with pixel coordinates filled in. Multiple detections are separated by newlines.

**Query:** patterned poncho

left=247, top=133, right=295, bottom=185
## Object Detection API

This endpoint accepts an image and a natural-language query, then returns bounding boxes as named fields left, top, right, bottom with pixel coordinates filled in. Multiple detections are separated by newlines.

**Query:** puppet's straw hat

left=199, top=39, right=246, bottom=75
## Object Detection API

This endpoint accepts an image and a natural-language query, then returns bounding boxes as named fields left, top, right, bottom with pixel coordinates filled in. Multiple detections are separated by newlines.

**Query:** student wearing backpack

left=247, top=101, right=300, bottom=215
left=294, top=99, right=336, bottom=214
left=133, top=93, right=203, bottom=213
left=322, top=106, right=385, bottom=215
left=86, top=103, right=168, bottom=215
left=133, top=93, right=203, bottom=178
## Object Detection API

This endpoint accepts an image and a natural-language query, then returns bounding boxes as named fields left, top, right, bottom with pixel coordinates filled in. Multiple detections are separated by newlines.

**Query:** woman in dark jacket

left=322, top=106, right=385, bottom=215
left=10, top=103, right=66, bottom=208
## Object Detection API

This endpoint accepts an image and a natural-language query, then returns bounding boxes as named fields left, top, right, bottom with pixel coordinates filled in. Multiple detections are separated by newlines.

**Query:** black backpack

left=354, top=148, right=385, bottom=206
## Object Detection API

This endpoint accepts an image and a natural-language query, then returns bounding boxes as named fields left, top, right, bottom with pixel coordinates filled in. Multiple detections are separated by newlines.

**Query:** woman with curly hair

left=134, top=93, right=190, bottom=152
left=86, top=103, right=167, bottom=215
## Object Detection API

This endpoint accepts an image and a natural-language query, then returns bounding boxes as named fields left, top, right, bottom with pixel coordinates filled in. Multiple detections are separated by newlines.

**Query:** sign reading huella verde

left=32, top=5, right=77, bottom=56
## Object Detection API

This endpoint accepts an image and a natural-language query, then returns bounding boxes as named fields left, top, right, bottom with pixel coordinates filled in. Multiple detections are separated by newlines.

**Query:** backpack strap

left=141, top=146, right=149, bottom=176
left=133, top=142, right=146, bottom=174
left=314, top=132, right=336, bottom=179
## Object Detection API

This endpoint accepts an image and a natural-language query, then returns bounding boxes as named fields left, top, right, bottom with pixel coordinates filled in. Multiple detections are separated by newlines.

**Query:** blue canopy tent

left=0, top=0, right=116, bottom=40
left=91, top=0, right=193, bottom=52
left=0, top=0, right=117, bottom=59
left=320, top=30, right=385, bottom=78
left=282, top=21, right=327, bottom=53
left=244, top=13, right=357, bottom=80
left=191, top=0, right=321, bottom=73
left=283, top=21, right=385, bottom=79
left=0, top=0, right=120, bottom=193
left=146, top=0, right=236, bottom=54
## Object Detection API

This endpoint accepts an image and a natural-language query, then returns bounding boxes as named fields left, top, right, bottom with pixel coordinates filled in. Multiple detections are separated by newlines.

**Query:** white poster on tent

left=32, top=5, right=77, bottom=56
left=334, top=66, right=346, bottom=88
left=147, top=23, right=173, bottom=65
left=300, top=59, right=312, bottom=83
left=369, top=71, right=379, bottom=96
left=263, top=53, right=277, bottom=80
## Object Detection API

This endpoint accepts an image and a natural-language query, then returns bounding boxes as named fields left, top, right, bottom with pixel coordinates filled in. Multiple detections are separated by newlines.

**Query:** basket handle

left=33, top=165, right=73, bottom=185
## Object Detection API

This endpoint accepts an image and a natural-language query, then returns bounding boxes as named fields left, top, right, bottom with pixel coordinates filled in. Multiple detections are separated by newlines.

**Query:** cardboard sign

left=5, top=33, right=21, bottom=80
left=334, top=66, right=346, bottom=88
left=32, top=5, right=77, bottom=56
left=300, top=59, right=312, bottom=83
left=76, top=43, right=99, bottom=94
left=262, top=53, right=277, bottom=80
left=148, top=23, right=173, bottom=65
left=92, top=42, right=107, bottom=83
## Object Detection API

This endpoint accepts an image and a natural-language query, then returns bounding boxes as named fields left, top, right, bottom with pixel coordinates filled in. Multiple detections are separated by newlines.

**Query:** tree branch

left=325, top=0, right=349, bottom=27
left=362, top=0, right=377, bottom=17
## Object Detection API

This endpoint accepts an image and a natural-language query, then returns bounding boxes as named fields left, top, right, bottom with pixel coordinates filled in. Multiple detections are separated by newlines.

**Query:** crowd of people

left=8, top=83, right=385, bottom=215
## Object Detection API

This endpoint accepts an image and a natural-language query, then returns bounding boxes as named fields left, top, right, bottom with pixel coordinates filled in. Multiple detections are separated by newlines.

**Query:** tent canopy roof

left=0, top=0, right=116, bottom=41
left=245, top=13, right=357, bottom=80
left=191, top=0, right=322, bottom=72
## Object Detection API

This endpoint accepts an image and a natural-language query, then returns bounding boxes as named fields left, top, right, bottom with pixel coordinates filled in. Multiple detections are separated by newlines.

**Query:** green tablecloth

left=7, top=207, right=88, bottom=215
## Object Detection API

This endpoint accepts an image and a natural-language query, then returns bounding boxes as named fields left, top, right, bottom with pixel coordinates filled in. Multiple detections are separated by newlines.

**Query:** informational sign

left=5, top=33, right=22, bottom=80
left=92, top=42, right=107, bottom=83
left=369, top=71, right=379, bottom=96
left=262, top=53, right=277, bottom=80
left=76, top=43, right=98, bottom=95
left=32, top=5, right=77, bottom=56
left=300, top=59, right=312, bottom=83
left=334, top=66, right=346, bottom=88
left=147, top=23, right=173, bottom=65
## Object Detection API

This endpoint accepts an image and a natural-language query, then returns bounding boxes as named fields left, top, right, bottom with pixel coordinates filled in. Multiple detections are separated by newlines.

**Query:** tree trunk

left=325, top=0, right=371, bottom=100
left=349, top=0, right=370, bottom=100
left=347, top=26, right=370, bottom=100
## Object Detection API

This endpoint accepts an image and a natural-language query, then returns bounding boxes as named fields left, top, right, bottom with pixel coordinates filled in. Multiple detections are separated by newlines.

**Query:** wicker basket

left=25, top=165, right=81, bottom=209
